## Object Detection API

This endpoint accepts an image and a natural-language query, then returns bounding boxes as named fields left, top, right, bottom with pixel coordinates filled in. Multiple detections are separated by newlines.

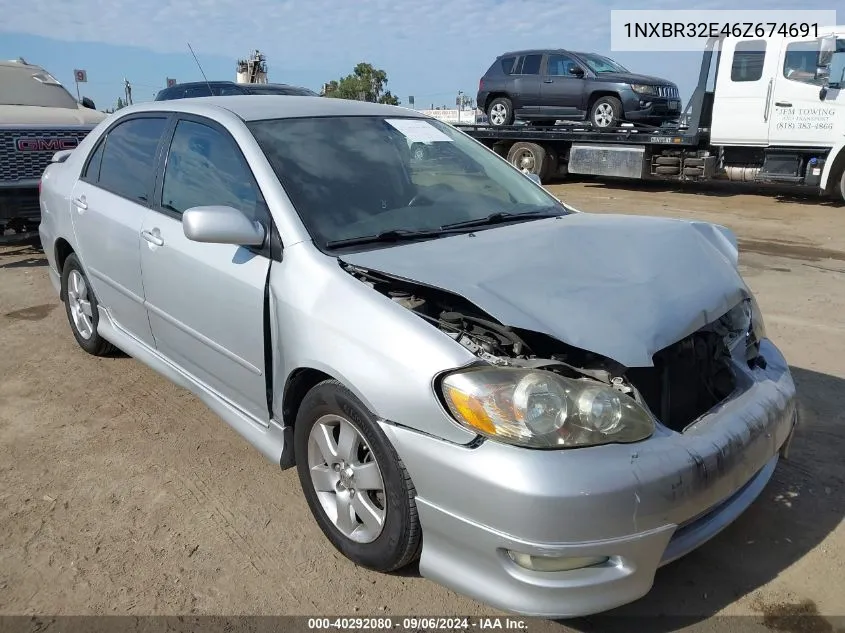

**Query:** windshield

left=248, top=116, right=569, bottom=251
left=578, top=54, right=629, bottom=74
left=0, top=65, right=80, bottom=108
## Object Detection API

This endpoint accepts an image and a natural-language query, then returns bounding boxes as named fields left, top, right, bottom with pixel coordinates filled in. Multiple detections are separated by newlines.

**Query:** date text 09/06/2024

left=307, top=618, right=529, bottom=630
left=623, top=22, right=819, bottom=38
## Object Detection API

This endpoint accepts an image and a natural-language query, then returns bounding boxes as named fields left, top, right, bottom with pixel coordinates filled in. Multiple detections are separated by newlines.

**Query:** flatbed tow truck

left=454, top=31, right=845, bottom=202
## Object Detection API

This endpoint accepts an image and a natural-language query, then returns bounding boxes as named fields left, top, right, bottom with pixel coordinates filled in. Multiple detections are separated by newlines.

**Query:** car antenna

left=187, top=42, right=213, bottom=94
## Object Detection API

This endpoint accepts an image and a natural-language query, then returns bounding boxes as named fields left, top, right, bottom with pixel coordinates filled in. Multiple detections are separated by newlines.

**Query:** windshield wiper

left=440, top=210, right=561, bottom=231
left=325, top=228, right=444, bottom=249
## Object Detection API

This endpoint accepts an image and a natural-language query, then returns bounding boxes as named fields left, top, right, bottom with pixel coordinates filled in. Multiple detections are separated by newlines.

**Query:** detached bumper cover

left=381, top=339, right=796, bottom=617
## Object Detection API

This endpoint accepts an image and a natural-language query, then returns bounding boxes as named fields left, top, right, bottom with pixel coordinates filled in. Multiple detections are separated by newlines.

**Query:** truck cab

left=710, top=27, right=845, bottom=196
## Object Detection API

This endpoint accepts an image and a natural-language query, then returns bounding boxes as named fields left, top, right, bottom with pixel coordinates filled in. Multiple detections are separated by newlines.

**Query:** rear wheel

left=487, top=97, right=514, bottom=127
left=61, top=253, right=116, bottom=356
left=506, top=141, right=556, bottom=181
left=294, top=380, right=421, bottom=572
left=589, top=96, right=623, bottom=129
left=839, top=168, right=845, bottom=203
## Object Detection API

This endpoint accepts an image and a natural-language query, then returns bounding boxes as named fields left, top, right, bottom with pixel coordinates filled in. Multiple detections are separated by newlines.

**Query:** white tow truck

left=456, top=27, right=845, bottom=202
left=0, top=59, right=106, bottom=241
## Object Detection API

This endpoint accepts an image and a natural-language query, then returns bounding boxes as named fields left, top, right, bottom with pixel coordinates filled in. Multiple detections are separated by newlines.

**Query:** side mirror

left=828, top=51, right=845, bottom=90
left=818, top=35, right=837, bottom=67
left=81, top=97, right=96, bottom=110
left=525, top=172, right=542, bottom=186
left=182, top=205, right=265, bottom=246
left=569, top=66, right=585, bottom=78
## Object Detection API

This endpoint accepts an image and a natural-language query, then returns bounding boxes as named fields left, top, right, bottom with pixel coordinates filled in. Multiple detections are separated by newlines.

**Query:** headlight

left=440, top=367, right=654, bottom=448
left=631, top=84, right=657, bottom=96
left=720, top=295, right=767, bottom=352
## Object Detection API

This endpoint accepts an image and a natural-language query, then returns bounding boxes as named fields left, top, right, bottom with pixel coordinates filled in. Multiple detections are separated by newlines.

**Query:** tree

left=322, top=62, right=400, bottom=105
left=116, top=97, right=126, bottom=110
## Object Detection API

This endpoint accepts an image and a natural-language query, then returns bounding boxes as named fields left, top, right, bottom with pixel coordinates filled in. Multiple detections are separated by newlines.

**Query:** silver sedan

left=38, top=96, right=798, bottom=617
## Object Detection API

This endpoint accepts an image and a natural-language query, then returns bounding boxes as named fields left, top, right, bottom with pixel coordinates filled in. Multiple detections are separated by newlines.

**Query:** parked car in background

left=477, top=49, right=681, bottom=129
left=0, top=58, right=105, bottom=240
left=40, top=95, right=797, bottom=618
left=155, top=80, right=319, bottom=101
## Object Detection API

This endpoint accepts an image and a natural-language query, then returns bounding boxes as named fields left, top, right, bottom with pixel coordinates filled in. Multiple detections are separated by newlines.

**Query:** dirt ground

left=0, top=178, right=843, bottom=631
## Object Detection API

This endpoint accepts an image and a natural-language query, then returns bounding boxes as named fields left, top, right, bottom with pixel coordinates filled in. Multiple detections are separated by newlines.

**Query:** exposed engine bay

left=344, top=263, right=764, bottom=433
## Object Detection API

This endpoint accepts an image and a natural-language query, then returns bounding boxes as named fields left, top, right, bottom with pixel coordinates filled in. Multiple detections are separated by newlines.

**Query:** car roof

left=119, top=95, right=424, bottom=122
left=497, top=49, right=602, bottom=58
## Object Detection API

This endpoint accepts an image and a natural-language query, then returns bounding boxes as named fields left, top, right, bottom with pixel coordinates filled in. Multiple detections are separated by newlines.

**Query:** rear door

left=139, top=115, right=274, bottom=423
left=509, top=54, right=543, bottom=115
left=69, top=115, right=171, bottom=348
left=768, top=36, right=845, bottom=147
left=540, top=53, right=587, bottom=118
left=711, top=38, right=780, bottom=145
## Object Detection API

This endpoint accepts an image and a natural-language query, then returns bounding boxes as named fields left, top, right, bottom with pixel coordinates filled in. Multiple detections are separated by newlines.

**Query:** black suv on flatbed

left=477, top=50, right=681, bottom=129
left=155, top=80, right=318, bottom=101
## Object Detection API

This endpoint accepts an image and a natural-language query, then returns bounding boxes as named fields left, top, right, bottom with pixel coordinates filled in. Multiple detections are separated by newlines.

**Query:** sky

left=0, top=0, right=840, bottom=112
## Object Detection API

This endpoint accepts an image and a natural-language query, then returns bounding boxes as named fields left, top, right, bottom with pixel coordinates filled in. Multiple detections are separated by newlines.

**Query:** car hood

left=339, top=213, right=747, bottom=368
left=596, top=72, right=674, bottom=86
left=0, top=104, right=107, bottom=125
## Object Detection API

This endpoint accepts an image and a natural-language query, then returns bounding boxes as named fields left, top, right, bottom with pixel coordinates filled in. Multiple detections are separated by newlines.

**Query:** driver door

left=139, top=115, right=274, bottom=423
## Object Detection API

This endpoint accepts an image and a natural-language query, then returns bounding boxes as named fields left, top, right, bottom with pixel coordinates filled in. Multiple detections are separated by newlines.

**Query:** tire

left=294, top=380, right=421, bottom=572
left=507, top=141, right=550, bottom=179
left=655, top=165, right=680, bottom=175
left=839, top=168, right=845, bottom=203
left=487, top=97, right=514, bottom=127
left=61, top=253, right=116, bottom=356
left=589, top=95, right=623, bottom=129
left=655, top=156, right=681, bottom=166
left=410, top=143, right=427, bottom=161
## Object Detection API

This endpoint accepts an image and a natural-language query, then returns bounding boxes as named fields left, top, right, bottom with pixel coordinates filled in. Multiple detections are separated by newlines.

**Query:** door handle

left=543, top=79, right=553, bottom=83
left=775, top=101, right=793, bottom=107
left=72, top=196, right=87, bottom=211
left=141, top=229, right=164, bottom=246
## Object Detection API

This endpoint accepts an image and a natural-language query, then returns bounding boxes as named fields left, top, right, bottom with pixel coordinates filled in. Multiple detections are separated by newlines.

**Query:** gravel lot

left=1, top=179, right=843, bottom=632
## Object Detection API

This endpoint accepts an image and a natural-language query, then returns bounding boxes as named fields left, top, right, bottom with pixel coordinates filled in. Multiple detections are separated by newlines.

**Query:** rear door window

left=97, top=117, right=168, bottom=202
left=517, top=54, right=542, bottom=75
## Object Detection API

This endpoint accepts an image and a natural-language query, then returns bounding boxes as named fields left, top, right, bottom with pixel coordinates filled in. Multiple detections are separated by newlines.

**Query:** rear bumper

left=380, top=339, right=797, bottom=617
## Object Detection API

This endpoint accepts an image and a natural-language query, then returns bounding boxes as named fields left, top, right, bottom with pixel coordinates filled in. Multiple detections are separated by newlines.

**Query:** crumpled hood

left=340, top=213, right=748, bottom=368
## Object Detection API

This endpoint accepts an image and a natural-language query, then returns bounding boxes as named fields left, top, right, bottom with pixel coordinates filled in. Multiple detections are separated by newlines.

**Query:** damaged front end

left=343, top=262, right=769, bottom=443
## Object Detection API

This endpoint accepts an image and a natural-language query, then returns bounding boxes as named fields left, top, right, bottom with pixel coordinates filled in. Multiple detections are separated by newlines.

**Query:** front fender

left=821, top=139, right=845, bottom=191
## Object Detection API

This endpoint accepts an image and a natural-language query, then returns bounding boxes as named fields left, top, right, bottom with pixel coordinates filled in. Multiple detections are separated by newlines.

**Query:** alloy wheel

left=67, top=269, right=94, bottom=340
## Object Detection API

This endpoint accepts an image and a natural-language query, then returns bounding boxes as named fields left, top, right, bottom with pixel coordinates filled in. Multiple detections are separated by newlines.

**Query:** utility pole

left=123, top=78, right=133, bottom=105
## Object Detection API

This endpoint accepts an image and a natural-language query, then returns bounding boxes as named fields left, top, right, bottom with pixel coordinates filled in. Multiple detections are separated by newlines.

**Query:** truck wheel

left=589, top=96, right=623, bottom=129
left=61, top=253, right=116, bottom=356
left=294, top=380, right=422, bottom=572
left=488, top=97, right=514, bottom=127
left=507, top=142, right=554, bottom=180
left=839, top=168, right=845, bottom=203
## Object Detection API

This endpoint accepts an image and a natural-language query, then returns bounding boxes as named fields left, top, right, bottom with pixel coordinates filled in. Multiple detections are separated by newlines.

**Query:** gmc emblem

left=15, top=137, right=79, bottom=152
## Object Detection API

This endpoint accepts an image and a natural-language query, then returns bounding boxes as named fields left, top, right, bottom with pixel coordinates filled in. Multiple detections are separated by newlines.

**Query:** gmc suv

left=477, top=50, right=681, bottom=129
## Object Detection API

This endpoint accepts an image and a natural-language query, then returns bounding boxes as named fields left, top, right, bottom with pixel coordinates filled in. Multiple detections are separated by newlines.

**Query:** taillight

left=479, top=78, right=484, bottom=91
left=38, top=179, right=42, bottom=194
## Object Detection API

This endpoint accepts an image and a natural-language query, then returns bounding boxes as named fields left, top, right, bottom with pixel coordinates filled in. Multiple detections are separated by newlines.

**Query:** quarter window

left=731, top=40, right=766, bottom=82
left=500, top=56, right=516, bottom=74
left=82, top=140, right=105, bottom=183
left=97, top=117, right=168, bottom=202
left=160, top=119, right=261, bottom=221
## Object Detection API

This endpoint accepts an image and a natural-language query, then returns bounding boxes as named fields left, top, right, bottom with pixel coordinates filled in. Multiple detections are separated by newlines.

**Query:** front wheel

left=589, top=96, right=623, bottom=129
left=294, top=380, right=422, bottom=572
left=838, top=167, right=845, bottom=203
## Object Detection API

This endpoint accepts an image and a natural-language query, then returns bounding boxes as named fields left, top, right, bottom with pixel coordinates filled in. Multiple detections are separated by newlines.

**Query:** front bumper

left=380, top=339, right=797, bottom=617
